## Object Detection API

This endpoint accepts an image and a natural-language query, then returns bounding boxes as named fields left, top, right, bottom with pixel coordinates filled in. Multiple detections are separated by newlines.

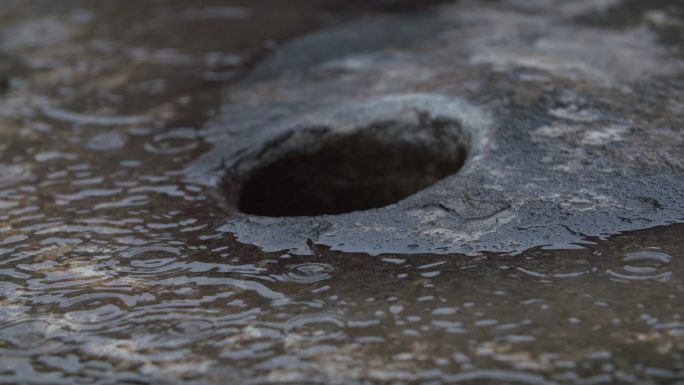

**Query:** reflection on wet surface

left=0, top=1, right=683, bottom=384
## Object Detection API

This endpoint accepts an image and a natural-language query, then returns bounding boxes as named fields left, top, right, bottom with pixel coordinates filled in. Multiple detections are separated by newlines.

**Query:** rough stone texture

left=191, top=0, right=684, bottom=255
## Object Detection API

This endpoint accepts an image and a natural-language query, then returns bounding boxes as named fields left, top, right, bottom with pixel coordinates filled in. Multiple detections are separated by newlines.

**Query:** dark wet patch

left=232, top=119, right=468, bottom=217
left=0, top=56, right=21, bottom=94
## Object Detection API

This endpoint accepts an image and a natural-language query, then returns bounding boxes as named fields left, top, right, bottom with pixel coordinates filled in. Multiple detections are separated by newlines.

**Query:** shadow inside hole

left=233, top=119, right=469, bottom=217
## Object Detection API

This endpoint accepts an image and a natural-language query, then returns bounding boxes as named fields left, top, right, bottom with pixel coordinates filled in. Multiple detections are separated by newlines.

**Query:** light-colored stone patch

left=549, top=107, right=599, bottom=122
left=510, top=0, right=622, bottom=17
left=451, top=3, right=679, bottom=86
left=644, top=10, right=681, bottom=27
left=407, top=206, right=449, bottom=224
left=532, top=124, right=583, bottom=139
left=581, top=125, right=629, bottom=145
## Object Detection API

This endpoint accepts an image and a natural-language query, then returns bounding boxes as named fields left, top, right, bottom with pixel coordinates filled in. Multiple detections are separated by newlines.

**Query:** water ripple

left=606, top=251, right=673, bottom=282
left=0, top=318, right=68, bottom=356
left=144, top=128, right=199, bottom=155
left=277, top=263, right=334, bottom=284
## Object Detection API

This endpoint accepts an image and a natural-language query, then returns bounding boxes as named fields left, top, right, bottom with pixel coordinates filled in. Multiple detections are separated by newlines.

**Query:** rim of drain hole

left=223, top=115, right=473, bottom=217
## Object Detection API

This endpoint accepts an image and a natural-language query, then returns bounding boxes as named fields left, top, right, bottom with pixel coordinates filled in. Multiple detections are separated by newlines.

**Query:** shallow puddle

left=0, top=1, right=683, bottom=384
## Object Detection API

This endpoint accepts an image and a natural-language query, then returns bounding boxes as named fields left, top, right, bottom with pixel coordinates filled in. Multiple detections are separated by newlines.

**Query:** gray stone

left=191, top=0, right=684, bottom=255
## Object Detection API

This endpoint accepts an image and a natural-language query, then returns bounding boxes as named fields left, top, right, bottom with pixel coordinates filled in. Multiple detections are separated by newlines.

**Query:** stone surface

left=192, top=0, right=684, bottom=255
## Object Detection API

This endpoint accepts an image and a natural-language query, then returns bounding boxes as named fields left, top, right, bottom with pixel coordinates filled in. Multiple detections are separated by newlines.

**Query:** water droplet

left=144, top=127, right=198, bottom=154
left=280, top=263, right=333, bottom=284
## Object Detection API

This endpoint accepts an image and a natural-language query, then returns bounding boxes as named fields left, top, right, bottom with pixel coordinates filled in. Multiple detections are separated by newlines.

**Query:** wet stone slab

left=194, top=0, right=684, bottom=255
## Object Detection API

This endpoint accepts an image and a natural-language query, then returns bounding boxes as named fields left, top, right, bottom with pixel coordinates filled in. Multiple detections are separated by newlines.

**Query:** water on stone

left=0, top=1, right=683, bottom=384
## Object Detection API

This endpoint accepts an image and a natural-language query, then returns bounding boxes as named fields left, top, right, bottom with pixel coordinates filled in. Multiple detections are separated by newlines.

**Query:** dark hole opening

left=233, top=120, right=468, bottom=217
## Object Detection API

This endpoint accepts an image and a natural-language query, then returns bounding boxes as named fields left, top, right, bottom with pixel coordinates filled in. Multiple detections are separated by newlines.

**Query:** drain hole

left=232, top=119, right=469, bottom=217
